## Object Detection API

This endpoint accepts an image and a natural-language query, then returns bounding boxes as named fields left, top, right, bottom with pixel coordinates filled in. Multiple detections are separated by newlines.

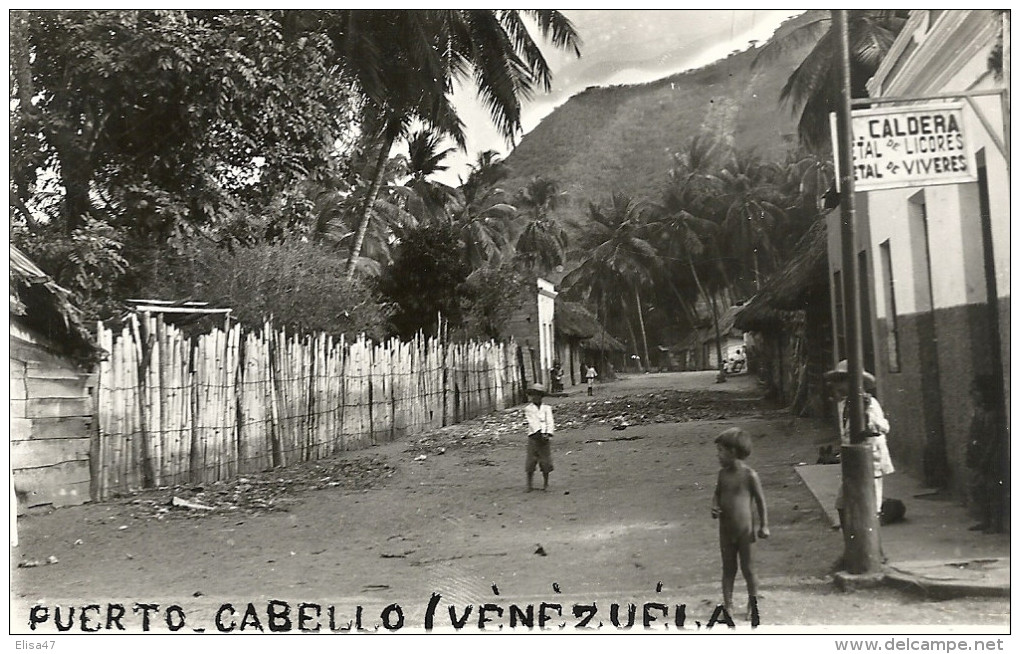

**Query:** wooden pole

left=1002, top=10, right=1010, bottom=172
left=834, top=9, right=881, bottom=574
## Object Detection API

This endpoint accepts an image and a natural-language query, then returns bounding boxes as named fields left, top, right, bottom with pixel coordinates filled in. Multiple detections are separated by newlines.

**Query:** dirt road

left=11, top=372, right=1008, bottom=633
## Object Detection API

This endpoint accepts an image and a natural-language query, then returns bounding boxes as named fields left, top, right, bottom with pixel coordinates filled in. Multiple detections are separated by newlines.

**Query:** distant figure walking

left=711, top=427, right=769, bottom=621
left=585, top=364, right=598, bottom=396
left=523, top=383, right=555, bottom=492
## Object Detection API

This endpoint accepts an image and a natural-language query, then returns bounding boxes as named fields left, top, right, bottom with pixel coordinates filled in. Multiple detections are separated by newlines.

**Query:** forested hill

left=500, top=12, right=819, bottom=237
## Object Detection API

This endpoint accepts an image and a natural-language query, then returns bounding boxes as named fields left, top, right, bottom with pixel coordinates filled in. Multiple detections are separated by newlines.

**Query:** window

left=880, top=240, right=901, bottom=372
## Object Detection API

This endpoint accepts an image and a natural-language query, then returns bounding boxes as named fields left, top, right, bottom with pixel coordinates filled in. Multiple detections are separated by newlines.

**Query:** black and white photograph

left=8, top=8, right=1011, bottom=645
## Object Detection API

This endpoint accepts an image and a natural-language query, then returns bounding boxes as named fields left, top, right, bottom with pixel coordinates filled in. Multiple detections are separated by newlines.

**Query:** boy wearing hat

left=524, top=382, right=555, bottom=491
left=824, top=360, right=894, bottom=528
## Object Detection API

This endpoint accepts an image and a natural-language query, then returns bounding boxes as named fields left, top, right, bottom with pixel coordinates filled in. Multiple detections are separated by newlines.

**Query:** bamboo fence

left=93, top=314, right=524, bottom=499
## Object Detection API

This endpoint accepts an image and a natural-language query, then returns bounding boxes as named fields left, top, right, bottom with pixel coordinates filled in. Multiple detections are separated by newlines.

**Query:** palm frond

left=751, top=13, right=829, bottom=70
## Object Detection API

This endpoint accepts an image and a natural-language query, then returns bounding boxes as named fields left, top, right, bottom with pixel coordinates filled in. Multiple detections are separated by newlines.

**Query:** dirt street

left=11, top=372, right=1009, bottom=633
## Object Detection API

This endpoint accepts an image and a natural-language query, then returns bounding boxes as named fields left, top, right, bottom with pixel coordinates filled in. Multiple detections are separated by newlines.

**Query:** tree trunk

left=345, top=128, right=397, bottom=280
left=634, top=286, right=651, bottom=372
left=685, top=256, right=723, bottom=375
left=708, top=291, right=726, bottom=381
left=54, top=142, right=92, bottom=235
left=10, top=12, right=36, bottom=111
left=667, top=279, right=699, bottom=331
left=623, top=299, right=641, bottom=372
left=599, top=293, right=608, bottom=375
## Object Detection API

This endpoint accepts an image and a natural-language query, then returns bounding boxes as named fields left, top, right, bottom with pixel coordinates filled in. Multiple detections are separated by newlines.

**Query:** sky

left=436, top=9, right=806, bottom=187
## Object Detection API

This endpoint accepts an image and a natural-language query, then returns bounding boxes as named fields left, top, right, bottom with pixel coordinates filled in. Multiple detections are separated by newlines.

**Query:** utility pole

left=833, top=9, right=882, bottom=574
left=1002, top=10, right=1010, bottom=170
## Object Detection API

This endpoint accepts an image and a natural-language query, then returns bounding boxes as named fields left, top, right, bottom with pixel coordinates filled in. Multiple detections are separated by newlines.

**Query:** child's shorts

left=526, top=435, right=554, bottom=473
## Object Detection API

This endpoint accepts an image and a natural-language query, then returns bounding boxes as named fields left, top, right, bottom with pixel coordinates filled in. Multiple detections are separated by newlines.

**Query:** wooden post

left=189, top=337, right=201, bottom=484
left=840, top=444, right=882, bottom=573
left=131, top=313, right=156, bottom=489
left=834, top=9, right=881, bottom=573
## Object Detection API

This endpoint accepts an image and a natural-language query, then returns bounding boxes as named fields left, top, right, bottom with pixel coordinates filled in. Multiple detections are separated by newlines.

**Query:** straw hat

left=823, top=359, right=875, bottom=386
left=527, top=382, right=546, bottom=395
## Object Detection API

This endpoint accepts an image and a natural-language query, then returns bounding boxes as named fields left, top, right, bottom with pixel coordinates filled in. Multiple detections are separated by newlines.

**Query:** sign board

left=830, top=103, right=977, bottom=192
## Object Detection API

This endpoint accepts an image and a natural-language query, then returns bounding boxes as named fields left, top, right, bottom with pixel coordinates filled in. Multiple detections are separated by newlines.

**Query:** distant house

left=10, top=245, right=101, bottom=517
left=699, top=304, right=744, bottom=371
left=554, top=300, right=627, bottom=385
left=504, top=277, right=558, bottom=386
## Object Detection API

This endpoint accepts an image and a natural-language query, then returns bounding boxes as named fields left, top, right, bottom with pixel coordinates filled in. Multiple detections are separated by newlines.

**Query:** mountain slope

left=500, top=12, right=819, bottom=240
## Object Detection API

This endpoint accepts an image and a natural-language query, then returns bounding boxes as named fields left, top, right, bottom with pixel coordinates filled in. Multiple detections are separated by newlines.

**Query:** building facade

left=10, top=246, right=98, bottom=516
left=504, top=277, right=558, bottom=386
left=826, top=10, right=1009, bottom=498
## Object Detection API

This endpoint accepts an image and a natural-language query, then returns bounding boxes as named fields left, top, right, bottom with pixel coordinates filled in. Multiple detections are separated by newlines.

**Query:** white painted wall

left=864, top=10, right=1008, bottom=313
left=537, top=278, right=557, bottom=380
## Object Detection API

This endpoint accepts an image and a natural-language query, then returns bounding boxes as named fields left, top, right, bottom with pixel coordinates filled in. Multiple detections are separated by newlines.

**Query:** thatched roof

left=584, top=323, right=627, bottom=352
left=555, top=300, right=597, bottom=339
left=698, top=303, right=743, bottom=344
left=10, top=244, right=98, bottom=361
left=734, top=220, right=829, bottom=332
left=554, top=299, right=627, bottom=351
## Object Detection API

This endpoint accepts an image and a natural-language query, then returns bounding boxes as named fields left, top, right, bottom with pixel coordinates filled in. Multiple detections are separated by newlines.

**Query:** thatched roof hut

left=555, top=300, right=626, bottom=351
left=555, top=300, right=597, bottom=340
left=734, top=220, right=828, bottom=331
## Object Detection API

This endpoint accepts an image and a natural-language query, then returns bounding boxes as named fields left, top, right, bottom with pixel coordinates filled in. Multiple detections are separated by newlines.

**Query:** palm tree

left=338, top=10, right=582, bottom=279
left=439, top=150, right=516, bottom=268
left=650, top=141, right=732, bottom=379
left=513, top=176, right=570, bottom=274
left=753, top=10, right=909, bottom=149
left=447, top=194, right=516, bottom=269
left=563, top=193, right=658, bottom=371
left=649, top=198, right=727, bottom=379
left=773, top=149, right=834, bottom=258
left=459, top=149, right=511, bottom=201
left=714, top=150, right=788, bottom=293
left=306, top=148, right=417, bottom=276
left=399, top=129, right=459, bottom=221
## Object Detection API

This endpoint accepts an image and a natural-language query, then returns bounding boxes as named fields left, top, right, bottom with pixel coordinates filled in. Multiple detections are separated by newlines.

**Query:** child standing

left=711, top=427, right=769, bottom=620
left=524, top=382, right=555, bottom=491
left=585, top=364, right=598, bottom=396
left=824, top=360, right=893, bottom=524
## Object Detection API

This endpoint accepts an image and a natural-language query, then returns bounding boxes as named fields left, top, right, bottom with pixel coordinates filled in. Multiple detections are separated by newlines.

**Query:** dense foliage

left=377, top=223, right=472, bottom=340
left=143, top=240, right=393, bottom=341
left=9, top=9, right=578, bottom=341
left=11, top=10, right=887, bottom=355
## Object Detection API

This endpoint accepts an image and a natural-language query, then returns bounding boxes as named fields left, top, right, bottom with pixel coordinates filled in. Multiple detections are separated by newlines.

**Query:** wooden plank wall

left=93, top=315, right=523, bottom=499
left=10, top=333, right=93, bottom=512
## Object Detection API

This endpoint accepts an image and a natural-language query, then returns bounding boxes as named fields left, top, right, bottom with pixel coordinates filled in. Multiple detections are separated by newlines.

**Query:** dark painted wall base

left=877, top=299, right=1009, bottom=502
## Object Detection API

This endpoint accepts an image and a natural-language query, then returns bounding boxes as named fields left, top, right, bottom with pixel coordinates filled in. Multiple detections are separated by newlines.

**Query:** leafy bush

left=377, top=223, right=472, bottom=339
left=459, top=264, right=529, bottom=341
left=148, top=239, right=392, bottom=341
left=11, top=218, right=128, bottom=320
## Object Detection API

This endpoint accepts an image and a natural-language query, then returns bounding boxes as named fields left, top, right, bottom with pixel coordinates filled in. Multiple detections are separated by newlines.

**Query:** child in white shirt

left=524, top=383, right=555, bottom=491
